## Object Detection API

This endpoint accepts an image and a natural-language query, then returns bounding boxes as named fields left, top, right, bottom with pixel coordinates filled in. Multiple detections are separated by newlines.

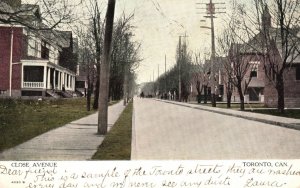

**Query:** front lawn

left=0, top=98, right=96, bottom=152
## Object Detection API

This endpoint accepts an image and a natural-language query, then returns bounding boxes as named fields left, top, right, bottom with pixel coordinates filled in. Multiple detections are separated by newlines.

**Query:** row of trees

left=150, top=0, right=299, bottom=113
left=147, top=38, right=194, bottom=102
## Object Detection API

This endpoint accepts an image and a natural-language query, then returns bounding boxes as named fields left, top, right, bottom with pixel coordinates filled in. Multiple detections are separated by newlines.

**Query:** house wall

left=0, top=26, right=23, bottom=96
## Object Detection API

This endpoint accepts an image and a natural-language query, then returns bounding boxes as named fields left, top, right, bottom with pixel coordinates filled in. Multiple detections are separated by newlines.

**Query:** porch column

left=21, top=64, right=24, bottom=89
left=73, top=76, right=76, bottom=91
left=61, top=72, right=64, bottom=90
left=47, top=68, right=51, bottom=89
left=71, top=76, right=73, bottom=90
left=70, top=76, right=72, bottom=90
left=53, top=70, right=56, bottom=90
left=62, top=72, right=65, bottom=90
left=43, top=66, right=47, bottom=89
left=58, top=71, right=61, bottom=90
left=68, top=74, right=71, bottom=89
left=65, top=73, right=67, bottom=88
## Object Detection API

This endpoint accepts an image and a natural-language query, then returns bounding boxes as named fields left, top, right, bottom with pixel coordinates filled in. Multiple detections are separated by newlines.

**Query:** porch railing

left=23, top=82, right=44, bottom=88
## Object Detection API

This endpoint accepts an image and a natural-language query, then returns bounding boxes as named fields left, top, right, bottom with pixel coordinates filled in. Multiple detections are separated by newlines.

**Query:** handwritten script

left=0, top=161, right=299, bottom=188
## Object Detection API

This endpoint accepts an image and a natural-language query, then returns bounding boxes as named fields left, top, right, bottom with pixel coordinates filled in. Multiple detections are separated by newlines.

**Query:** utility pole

left=178, top=36, right=182, bottom=102
left=165, top=54, right=167, bottom=93
left=177, top=34, right=188, bottom=102
left=123, top=34, right=129, bottom=106
left=197, top=0, right=225, bottom=107
left=153, top=69, right=155, bottom=96
left=9, top=28, right=14, bottom=97
left=97, top=0, right=116, bottom=135
left=158, top=64, right=159, bottom=79
left=157, top=64, right=159, bottom=97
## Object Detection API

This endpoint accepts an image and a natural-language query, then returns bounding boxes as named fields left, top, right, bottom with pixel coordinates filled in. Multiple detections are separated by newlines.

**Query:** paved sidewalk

left=0, top=101, right=126, bottom=160
left=161, top=99, right=300, bottom=130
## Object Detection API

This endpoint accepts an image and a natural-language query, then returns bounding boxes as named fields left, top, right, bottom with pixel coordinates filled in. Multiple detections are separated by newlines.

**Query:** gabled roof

left=236, top=27, right=300, bottom=64
left=39, top=30, right=73, bottom=52
left=0, top=2, right=15, bottom=22
left=18, top=4, right=41, bottom=19
left=0, top=2, right=41, bottom=27
left=56, top=31, right=72, bottom=48
left=40, top=30, right=73, bottom=49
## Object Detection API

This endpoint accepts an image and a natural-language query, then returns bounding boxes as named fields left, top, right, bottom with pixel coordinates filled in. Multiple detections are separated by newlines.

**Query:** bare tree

left=88, top=0, right=105, bottom=110
left=191, top=52, right=211, bottom=104
left=255, top=1, right=299, bottom=113
left=76, top=26, right=96, bottom=111
left=218, top=26, right=257, bottom=111
left=231, top=0, right=300, bottom=113
left=110, top=14, right=141, bottom=102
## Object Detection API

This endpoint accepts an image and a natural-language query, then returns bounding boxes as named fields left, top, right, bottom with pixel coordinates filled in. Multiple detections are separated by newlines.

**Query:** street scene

left=1, top=1, right=300, bottom=187
left=0, top=0, right=300, bottom=161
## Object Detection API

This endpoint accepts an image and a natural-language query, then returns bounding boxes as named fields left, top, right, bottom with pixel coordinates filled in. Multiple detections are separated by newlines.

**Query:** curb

left=157, top=99, right=300, bottom=131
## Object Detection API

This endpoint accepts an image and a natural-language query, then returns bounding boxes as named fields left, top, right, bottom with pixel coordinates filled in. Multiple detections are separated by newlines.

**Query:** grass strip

left=196, top=101, right=300, bottom=119
left=92, top=101, right=133, bottom=160
left=197, top=102, right=266, bottom=109
left=247, top=109, right=300, bottom=119
left=0, top=98, right=120, bottom=152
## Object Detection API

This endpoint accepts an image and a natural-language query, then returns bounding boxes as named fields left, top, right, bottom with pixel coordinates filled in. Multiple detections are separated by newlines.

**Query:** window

left=28, top=34, right=39, bottom=57
left=296, top=66, right=300, bottom=80
left=250, top=71, right=257, bottom=78
left=23, top=66, right=44, bottom=82
left=219, top=85, right=224, bottom=95
left=41, top=41, right=49, bottom=59
left=250, top=61, right=259, bottom=78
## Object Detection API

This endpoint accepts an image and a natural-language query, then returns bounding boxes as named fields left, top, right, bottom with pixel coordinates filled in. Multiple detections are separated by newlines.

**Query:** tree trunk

left=93, top=65, right=100, bottom=109
left=237, top=83, right=244, bottom=111
left=86, top=74, right=91, bottom=111
left=276, top=75, right=285, bottom=113
left=97, top=0, right=116, bottom=135
left=203, top=85, right=207, bottom=104
left=227, top=93, right=232, bottom=108
left=226, top=83, right=232, bottom=108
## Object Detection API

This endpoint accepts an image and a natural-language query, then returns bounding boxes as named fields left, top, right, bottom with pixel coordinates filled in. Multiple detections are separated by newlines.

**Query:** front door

left=249, top=87, right=259, bottom=101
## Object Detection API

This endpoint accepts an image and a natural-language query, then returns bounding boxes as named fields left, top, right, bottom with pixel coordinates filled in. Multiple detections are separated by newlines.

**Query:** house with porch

left=0, top=2, right=77, bottom=98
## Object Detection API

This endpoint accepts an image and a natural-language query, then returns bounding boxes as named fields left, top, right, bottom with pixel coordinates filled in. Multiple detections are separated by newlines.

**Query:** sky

left=113, top=0, right=243, bottom=84
left=23, top=0, right=241, bottom=84
left=114, top=0, right=231, bottom=84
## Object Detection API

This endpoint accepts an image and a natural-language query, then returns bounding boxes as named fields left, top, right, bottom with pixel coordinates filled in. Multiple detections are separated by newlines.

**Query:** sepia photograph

left=0, top=0, right=300, bottom=187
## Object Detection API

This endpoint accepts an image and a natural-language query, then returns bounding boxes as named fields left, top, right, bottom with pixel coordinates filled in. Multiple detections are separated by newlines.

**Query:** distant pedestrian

left=140, top=92, right=144, bottom=98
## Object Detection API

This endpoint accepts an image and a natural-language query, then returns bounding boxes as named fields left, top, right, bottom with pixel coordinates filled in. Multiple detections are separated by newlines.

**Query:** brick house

left=242, top=6, right=300, bottom=107
left=222, top=5, right=300, bottom=107
left=0, top=2, right=77, bottom=98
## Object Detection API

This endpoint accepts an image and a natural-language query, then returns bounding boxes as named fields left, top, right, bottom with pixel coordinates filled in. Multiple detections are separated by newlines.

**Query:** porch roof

left=21, top=59, right=76, bottom=76
left=248, top=78, right=265, bottom=88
